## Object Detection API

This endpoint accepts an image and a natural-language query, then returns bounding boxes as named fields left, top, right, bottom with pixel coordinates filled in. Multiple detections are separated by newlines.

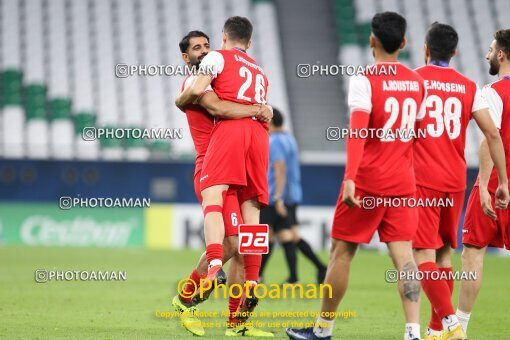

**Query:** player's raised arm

left=197, top=91, right=273, bottom=122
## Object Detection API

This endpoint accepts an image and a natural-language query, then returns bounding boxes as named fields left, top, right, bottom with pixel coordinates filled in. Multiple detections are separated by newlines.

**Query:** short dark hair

left=425, top=22, right=458, bottom=62
left=223, top=16, right=253, bottom=44
left=271, top=108, right=283, bottom=127
left=179, top=30, right=209, bottom=53
left=494, top=29, right=510, bottom=59
left=371, top=12, right=407, bottom=54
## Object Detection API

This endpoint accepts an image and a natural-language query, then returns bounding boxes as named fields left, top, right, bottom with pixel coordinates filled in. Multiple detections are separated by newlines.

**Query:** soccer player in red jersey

left=411, top=23, right=508, bottom=340
left=287, top=12, right=426, bottom=340
left=176, top=16, right=269, bottom=306
left=457, top=29, right=510, bottom=336
left=173, top=31, right=273, bottom=337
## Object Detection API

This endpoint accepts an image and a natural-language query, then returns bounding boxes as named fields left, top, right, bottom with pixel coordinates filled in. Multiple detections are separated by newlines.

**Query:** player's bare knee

left=413, top=248, right=435, bottom=265
left=436, top=251, right=452, bottom=268
left=330, top=239, right=357, bottom=263
left=461, top=245, right=484, bottom=268
left=201, top=185, right=228, bottom=206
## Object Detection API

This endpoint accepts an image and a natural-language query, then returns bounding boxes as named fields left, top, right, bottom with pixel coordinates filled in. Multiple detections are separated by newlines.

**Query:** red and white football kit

left=463, top=77, right=510, bottom=249
left=331, top=63, right=427, bottom=243
left=413, top=64, right=488, bottom=249
left=182, top=76, right=242, bottom=237
left=198, top=49, right=270, bottom=206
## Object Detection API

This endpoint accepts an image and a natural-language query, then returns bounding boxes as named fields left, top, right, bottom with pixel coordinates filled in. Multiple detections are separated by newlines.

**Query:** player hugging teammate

left=172, top=17, right=275, bottom=337
left=286, top=12, right=509, bottom=340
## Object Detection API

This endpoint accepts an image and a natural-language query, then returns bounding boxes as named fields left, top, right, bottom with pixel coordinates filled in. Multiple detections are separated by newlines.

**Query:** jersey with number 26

left=348, top=62, right=426, bottom=196
left=200, top=49, right=268, bottom=112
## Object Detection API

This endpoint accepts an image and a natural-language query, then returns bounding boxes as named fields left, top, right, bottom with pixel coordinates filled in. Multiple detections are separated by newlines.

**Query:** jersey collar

left=430, top=60, right=450, bottom=67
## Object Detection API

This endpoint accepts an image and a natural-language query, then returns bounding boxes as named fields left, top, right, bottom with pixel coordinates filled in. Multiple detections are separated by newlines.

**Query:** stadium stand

left=2, top=0, right=510, bottom=164
left=0, top=0, right=289, bottom=161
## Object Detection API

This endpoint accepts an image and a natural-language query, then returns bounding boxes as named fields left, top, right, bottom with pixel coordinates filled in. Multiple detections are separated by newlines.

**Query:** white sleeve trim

left=416, top=86, right=428, bottom=121
left=482, top=85, right=503, bottom=129
left=200, top=51, right=224, bottom=78
left=347, top=75, right=372, bottom=114
left=472, top=84, right=489, bottom=113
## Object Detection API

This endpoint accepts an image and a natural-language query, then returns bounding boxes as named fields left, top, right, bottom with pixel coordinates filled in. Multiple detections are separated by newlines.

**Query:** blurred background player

left=173, top=30, right=273, bottom=337
left=259, top=108, right=327, bottom=284
left=176, top=15, right=269, bottom=328
left=457, top=29, right=510, bottom=336
left=412, top=22, right=508, bottom=340
left=286, top=12, right=426, bottom=340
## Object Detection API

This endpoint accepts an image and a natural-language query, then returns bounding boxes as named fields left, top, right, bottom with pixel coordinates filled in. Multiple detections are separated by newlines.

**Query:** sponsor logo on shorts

left=200, top=174, right=208, bottom=182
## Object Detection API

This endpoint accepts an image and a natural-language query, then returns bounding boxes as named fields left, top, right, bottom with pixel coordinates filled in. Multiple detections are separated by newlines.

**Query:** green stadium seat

left=1, top=69, right=23, bottom=107
left=74, top=112, right=96, bottom=135
left=99, top=125, right=123, bottom=149
left=49, top=98, right=72, bottom=120
left=24, top=84, right=47, bottom=119
left=123, top=126, right=146, bottom=148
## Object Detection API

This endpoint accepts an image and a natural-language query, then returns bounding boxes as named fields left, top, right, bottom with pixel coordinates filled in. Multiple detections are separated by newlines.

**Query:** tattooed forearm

left=402, top=261, right=420, bottom=302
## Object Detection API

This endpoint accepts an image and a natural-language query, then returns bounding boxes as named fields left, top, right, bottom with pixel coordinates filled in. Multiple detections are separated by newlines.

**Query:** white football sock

left=442, top=314, right=460, bottom=332
left=404, top=323, right=420, bottom=340
left=456, top=309, right=471, bottom=332
left=313, top=316, right=334, bottom=338
left=209, top=259, right=222, bottom=268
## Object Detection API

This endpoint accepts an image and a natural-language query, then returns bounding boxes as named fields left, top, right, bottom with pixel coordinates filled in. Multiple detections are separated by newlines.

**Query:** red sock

left=228, top=296, right=242, bottom=325
left=180, top=269, right=204, bottom=303
left=429, top=267, right=454, bottom=330
left=206, top=243, right=224, bottom=264
left=419, top=262, right=455, bottom=329
left=243, top=254, right=262, bottom=282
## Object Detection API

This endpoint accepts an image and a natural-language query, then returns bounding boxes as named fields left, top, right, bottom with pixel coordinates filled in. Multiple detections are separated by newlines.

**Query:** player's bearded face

left=187, top=37, right=210, bottom=67
left=487, top=41, right=500, bottom=76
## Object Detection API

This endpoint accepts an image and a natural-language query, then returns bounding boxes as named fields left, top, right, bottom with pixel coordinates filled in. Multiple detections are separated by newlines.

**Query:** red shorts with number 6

left=199, top=118, right=269, bottom=207
left=331, top=186, right=418, bottom=244
left=194, top=172, right=241, bottom=237
left=462, top=186, right=509, bottom=249
left=412, top=186, right=465, bottom=249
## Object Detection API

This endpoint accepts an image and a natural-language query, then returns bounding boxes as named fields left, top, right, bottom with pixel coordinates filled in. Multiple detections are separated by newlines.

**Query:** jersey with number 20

left=348, top=62, right=426, bottom=196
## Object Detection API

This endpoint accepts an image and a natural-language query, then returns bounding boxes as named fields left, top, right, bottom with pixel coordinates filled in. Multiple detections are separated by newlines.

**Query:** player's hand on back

left=342, top=179, right=361, bottom=208
left=255, top=104, right=273, bottom=123
left=495, top=182, right=509, bottom=210
left=479, top=186, right=497, bottom=220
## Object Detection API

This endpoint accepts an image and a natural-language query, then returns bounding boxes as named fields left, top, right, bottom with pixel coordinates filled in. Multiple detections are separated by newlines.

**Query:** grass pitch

left=0, top=246, right=509, bottom=339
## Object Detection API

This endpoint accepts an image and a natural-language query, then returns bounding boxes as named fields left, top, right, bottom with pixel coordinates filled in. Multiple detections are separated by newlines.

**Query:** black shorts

left=260, top=204, right=299, bottom=233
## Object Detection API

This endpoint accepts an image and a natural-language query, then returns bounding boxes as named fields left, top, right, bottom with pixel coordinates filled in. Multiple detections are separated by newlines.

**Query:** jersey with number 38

left=348, top=62, right=426, bottom=196
left=200, top=49, right=268, bottom=126
left=414, top=65, right=487, bottom=192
